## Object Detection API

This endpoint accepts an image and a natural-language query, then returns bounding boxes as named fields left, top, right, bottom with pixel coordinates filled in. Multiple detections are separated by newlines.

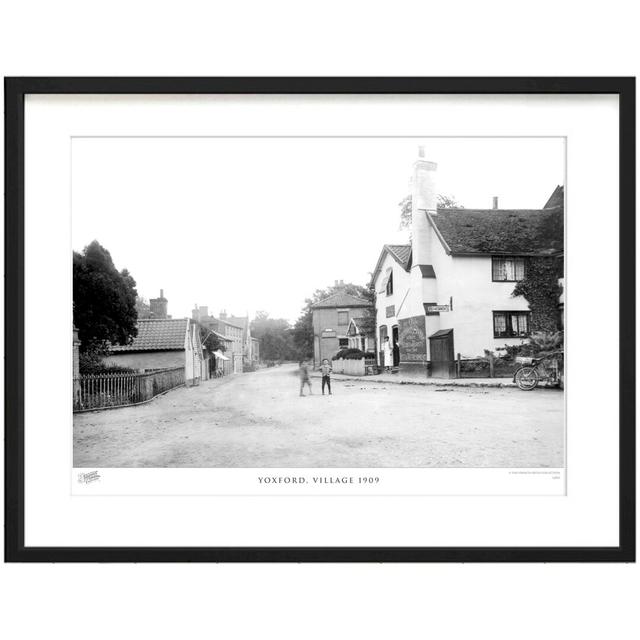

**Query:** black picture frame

left=4, top=77, right=635, bottom=563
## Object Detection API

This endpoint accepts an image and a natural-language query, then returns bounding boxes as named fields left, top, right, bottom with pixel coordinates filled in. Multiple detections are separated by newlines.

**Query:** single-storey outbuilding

left=104, top=317, right=204, bottom=385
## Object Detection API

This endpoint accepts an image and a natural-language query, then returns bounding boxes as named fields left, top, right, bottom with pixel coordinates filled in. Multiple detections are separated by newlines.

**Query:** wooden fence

left=73, top=367, right=185, bottom=412
left=331, top=358, right=378, bottom=376
left=455, top=353, right=518, bottom=379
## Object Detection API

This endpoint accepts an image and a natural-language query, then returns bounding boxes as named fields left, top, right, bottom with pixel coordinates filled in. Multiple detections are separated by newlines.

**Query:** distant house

left=346, top=316, right=375, bottom=352
left=311, top=284, right=374, bottom=368
left=370, top=148, right=564, bottom=377
left=191, top=305, right=245, bottom=374
left=216, top=314, right=245, bottom=374
left=227, top=314, right=260, bottom=369
left=205, top=329, right=234, bottom=375
left=104, top=317, right=204, bottom=385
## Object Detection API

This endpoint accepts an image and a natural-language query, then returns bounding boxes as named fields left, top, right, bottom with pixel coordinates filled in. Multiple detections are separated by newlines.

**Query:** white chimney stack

left=411, top=147, right=438, bottom=267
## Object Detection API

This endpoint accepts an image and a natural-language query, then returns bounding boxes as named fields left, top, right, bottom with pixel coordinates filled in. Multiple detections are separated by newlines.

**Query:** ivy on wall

left=512, top=257, right=563, bottom=332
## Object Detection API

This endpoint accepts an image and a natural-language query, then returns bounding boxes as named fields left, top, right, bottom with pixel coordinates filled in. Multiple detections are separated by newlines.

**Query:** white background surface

left=1, top=2, right=638, bottom=639
left=25, top=94, right=610, bottom=547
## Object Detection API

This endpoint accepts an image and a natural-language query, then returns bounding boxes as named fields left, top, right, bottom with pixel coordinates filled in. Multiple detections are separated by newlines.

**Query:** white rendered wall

left=374, top=252, right=413, bottom=340
left=376, top=224, right=533, bottom=360
left=433, top=252, right=530, bottom=358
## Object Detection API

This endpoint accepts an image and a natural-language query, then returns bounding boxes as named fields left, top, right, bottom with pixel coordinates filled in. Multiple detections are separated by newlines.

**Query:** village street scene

left=72, top=138, right=565, bottom=469
left=74, top=365, right=563, bottom=468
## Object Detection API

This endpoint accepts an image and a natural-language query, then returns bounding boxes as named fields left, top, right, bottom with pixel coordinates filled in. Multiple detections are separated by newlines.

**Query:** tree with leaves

left=73, top=240, right=138, bottom=355
left=398, top=193, right=462, bottom=231
left=250, top=311, right=297, bottom=361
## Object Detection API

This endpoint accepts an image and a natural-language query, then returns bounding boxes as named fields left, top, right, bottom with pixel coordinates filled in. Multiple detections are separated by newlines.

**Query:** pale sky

left=72, top=137, right=565, bottom=323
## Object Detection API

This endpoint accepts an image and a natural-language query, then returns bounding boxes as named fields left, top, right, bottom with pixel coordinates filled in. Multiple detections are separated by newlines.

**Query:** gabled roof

left=370, top=244, right=412, bottom=286
left=110, top=318, right=188, bottom=352
left=385, top=244, right=412, bottom=269
left=347, top=315, right=375, bottom=336
left=312, top=291, right=373, bottom=309
left=427, top=204, right=563, bottom=256
left=347, top=318, right=360, bottom=336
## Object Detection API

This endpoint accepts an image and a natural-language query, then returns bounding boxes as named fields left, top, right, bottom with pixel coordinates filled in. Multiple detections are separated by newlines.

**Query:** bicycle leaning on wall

left=513, top=350, right=564, bottom=391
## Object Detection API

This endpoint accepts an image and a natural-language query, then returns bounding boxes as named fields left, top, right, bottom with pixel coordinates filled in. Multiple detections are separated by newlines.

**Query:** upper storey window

left=492, top=256, right=526, bottom=282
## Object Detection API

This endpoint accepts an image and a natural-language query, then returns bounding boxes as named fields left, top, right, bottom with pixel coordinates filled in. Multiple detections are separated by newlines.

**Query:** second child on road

left=320, top=358, right=332, bottom=395
left=299, top=360, right=312, bottom=396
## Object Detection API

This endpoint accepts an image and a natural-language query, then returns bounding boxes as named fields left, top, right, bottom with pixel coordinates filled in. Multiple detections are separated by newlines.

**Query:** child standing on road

left=299, top=360, right=312, bottom=396
left=320, top=358, right=332, bottom=395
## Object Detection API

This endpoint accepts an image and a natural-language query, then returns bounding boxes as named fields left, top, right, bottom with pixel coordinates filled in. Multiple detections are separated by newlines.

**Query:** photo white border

left=24, top=94, right=619, bottom=547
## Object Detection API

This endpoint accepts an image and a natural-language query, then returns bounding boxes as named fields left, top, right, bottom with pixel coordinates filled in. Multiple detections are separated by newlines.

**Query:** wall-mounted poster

left=398, top=316, right=427, bottom=363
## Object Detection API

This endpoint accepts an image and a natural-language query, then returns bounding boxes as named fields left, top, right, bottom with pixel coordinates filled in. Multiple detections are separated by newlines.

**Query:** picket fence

left=73, top=367, right=185, bottom=412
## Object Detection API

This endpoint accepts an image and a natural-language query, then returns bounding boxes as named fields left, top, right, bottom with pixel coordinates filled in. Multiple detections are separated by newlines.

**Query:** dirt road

left=73, top=363, right=564, bottom=468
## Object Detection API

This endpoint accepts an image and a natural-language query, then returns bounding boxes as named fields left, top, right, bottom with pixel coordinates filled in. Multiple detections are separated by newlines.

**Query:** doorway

left=392, top=325, right=400, bottom=367
left=429, top=329, right=455, bottom=378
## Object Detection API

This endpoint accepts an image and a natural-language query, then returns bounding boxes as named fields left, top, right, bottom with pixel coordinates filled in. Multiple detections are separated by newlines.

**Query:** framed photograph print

left=4, top=77, right=635, bottom=562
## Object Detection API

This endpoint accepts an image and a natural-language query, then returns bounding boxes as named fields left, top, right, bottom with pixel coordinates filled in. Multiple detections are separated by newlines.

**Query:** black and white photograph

left=2, top=1, right=638, bottom=636
left=6, top=77, right=632, bottom=565
left=71, top=136, right=565, bottom=472
left=3, top=0, right=640, bottom=635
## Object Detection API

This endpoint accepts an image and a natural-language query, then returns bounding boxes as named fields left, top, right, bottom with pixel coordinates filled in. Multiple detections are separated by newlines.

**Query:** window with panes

left=492, top=256, right=526, bottom=282
left=492, top=311, right=530, bottom=338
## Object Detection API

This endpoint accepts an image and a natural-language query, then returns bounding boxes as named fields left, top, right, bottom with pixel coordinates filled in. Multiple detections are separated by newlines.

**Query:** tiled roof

left=370, top=244, right=412, bottom=288
left=429, top=204, right=563, bottom=256
left=385, top=244, right=412, bottom=269
left=312, top=292, right=373, bottom=309
left=110, top=318, right=188, bottom=352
